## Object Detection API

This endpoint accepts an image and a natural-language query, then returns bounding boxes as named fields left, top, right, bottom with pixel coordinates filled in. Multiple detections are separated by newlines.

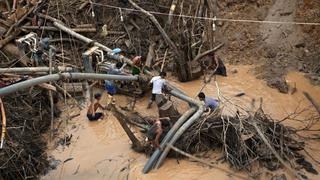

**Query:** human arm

left=97, top=103, right=107, bottom=110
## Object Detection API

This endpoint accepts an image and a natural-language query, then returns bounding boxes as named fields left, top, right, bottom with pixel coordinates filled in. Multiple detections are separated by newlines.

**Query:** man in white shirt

left=147, top=72, right=167, bottom=108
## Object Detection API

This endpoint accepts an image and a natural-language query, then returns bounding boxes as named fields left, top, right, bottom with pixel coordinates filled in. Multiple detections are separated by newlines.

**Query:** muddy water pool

left=43, top=65, right=320, bottom=180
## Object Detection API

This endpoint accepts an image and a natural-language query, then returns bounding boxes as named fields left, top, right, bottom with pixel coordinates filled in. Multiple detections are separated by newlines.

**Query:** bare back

left=87, top=101, right=101, bottom=115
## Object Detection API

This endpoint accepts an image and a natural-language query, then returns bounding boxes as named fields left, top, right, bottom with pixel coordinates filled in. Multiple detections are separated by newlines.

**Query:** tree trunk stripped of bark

left=128, top=0, right=189, bottom=81
left=156, top=94, right=181, bottom=122
left=167, top=0, right=179, bottom=26
left=48, top=49, right=54, bottom=142
left=145, top=42, right=156, bottom=68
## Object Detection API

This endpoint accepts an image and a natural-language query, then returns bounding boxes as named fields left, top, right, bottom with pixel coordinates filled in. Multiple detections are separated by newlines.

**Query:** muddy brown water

left=43, top=65, right=320, bottom=180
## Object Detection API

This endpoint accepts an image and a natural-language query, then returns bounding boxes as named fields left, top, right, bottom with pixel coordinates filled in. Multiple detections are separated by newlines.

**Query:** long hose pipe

left=143, top=88, right=204, bottom=173
left=0, top=72, right=205, bottom=172
left=154, top=89, right=204, bottom=169
left=0, top=73, right=138, bottom=97
left=0, top=66, right=74, bottom=74
left=142, top=107, right=196, bottom=173
left=154, top=104, right=204, bottom=169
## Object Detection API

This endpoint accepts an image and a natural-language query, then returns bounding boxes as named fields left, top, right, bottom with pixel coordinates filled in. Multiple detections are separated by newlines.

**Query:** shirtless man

left=87, top=93, right=106, bottom=121
left=146, top=117, right=170, bottom=149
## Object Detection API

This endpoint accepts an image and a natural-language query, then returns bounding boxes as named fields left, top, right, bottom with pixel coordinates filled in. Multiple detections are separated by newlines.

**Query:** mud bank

left=43, top=65, right=320, bottom=180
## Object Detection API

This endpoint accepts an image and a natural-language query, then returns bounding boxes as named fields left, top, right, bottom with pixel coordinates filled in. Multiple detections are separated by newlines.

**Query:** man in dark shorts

left=146, top=117, right=171, bottom=149
left=87, top=93, right=106, bottom=121
left=147, top=72, right=167, bottom=109
left=104, top=62, right=128, bottom=105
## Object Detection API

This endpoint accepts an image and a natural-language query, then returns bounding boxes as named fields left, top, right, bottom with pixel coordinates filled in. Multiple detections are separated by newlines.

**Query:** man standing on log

left=87, top=93, right=106, bottom=121
left=198, top=92, right=219, bottom=113
left=147, top=72, right=167, bottom=109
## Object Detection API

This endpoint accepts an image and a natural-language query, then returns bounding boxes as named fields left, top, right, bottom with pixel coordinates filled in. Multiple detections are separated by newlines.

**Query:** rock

left=231, top=69, right=238, bottom=74
left=280, top=11, right=293, bottom=16
left=310, top=75, right=319, bottom=81
left=257, top=6, right=268, bottom=21
left=48, top=156, right=61, bottom=170
left=263, top=46, right=278, bottom=58
left=295, top=42, right=305, bottom=48
left=267, top=77, right=289, bottom=94
left=298, top=62, right=306, bottom=72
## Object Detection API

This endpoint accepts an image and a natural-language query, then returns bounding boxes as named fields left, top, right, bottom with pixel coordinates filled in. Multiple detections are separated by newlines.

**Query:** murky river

left=43, top=65, right=320, bottom=180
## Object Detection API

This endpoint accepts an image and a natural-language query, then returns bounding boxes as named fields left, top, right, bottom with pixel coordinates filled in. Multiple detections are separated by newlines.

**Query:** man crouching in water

left=87, top=93, right=106, bottom=121
left=146, top=117, right=170, bottom=149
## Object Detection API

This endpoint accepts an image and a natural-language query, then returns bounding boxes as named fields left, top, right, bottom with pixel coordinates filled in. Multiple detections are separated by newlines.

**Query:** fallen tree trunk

left=110, top=104, right=145, bottom=152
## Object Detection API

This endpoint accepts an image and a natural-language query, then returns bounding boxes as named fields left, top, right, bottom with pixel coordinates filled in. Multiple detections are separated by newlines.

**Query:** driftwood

left=145, top=42, right=156, bottom=68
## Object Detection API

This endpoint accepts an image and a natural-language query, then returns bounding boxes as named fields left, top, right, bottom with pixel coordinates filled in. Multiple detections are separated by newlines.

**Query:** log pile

left=0, top=0, right=224, bottom=81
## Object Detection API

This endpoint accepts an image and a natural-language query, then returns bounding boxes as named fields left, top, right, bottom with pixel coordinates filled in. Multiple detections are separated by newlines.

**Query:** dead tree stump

left=156, top=94, right=180, bottom=122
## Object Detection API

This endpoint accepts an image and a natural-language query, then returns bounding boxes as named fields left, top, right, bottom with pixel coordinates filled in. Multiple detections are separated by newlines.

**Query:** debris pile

left=0, top=92, right=57, bottom=179
left=122, top=97, right=319, bottom=178
left=175, top=107, right=317, bottom=173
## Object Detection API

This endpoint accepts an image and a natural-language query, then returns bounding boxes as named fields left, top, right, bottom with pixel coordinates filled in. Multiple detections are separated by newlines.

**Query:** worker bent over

left=87, top=93, right=106, bottom=121
left=146, top=117, right=171, bottom=149
left=147, top=72, right=167, bottom=108
left=198, top=92, right=219, bottom=113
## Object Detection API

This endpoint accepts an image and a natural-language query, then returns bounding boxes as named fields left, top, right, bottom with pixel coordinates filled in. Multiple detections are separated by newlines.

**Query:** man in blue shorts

left=104, top=62, right=125, bottom=95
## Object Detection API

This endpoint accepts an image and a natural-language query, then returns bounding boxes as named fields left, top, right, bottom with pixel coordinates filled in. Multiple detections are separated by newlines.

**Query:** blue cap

left=112, top=48, right=122, bottom=54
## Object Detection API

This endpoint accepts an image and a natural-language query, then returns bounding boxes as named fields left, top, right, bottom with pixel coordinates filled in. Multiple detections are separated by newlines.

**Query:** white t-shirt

left=150, top=76, right=166, bottom=94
